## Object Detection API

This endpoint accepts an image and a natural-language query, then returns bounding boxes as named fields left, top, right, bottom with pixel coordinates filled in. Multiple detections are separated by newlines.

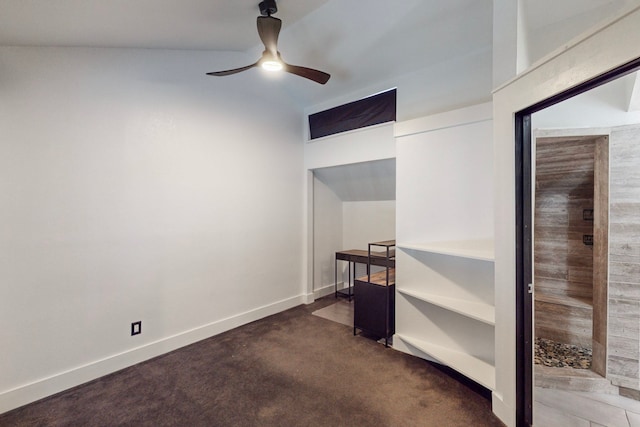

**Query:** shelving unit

left=395, top=241, right=495, bottom=385
left=396, top=239, right=495, bottom=325
left=395, top=333, right=496, bottom=390
left=396, top=287, right=494, bottom=325
left=397, top=239, right=494, bottom=262
left=393, top=104, right=495, bottom=392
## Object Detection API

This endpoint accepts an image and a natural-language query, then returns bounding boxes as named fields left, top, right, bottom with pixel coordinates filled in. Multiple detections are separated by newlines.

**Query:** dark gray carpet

left=0, top=297, right=505, bottom=426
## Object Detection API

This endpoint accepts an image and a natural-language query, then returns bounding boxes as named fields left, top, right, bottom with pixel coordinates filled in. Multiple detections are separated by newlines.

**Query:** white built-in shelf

left=397, top=239, right=494, bottom=262
left=397, top=288, right=495, bottom=325
left=396, top=333, right=496, bottom=391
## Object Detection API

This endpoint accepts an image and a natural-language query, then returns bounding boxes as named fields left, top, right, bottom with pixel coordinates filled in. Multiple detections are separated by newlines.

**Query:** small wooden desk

left=335, top=249, right=395, bottom=300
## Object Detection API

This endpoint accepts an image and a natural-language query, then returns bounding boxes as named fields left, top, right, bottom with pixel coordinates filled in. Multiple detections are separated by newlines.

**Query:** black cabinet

left=354, top=274, right=395, bottom=345
left=353, top=240, right=395, bottom=346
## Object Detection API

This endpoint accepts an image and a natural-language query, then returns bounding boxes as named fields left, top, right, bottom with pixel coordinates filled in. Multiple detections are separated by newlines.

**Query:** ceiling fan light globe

left=261, top=60, right=283, bottom=72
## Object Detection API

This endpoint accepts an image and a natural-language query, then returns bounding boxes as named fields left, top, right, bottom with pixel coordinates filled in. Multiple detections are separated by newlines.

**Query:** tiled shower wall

left=608, top=125, right=640, bottom=392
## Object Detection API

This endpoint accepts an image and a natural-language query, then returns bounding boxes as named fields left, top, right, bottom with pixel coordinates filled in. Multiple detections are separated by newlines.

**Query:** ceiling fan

left=206, top=0, right=330, bottom=84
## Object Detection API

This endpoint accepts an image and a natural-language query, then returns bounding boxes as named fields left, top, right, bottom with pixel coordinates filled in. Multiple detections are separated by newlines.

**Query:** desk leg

left=348, top=262, right=352, bottom=301
left=334, top=257, right=338, bottom=299
left=351, top=261, right=356, bottom=302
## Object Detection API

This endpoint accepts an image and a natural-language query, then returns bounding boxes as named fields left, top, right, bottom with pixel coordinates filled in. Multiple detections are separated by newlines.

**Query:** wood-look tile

left=535, top=401, right=590, bottom=427
left=535, top=366, right=620, bottom=394
left=609, top=315, right=640, bottom=336
left=610, top=282, right=640, bottom=301
left=609, top=357, right=640, bottom=383
left=608, top=127, right=640, bottom=390
left=610, top=298, right=640, bottom=317
left=536, top=387, right=630, bottom=427
left=609, top=335, right=640, bottom=359
left=573, top=392, right=640, bottom=414
left=610, top=373, right=640, bottom=391
left=627, top=410, right=640, bottom=427
left=610, top=262, right=640, bottom=284
left=534, top=386, right=640, bottom=427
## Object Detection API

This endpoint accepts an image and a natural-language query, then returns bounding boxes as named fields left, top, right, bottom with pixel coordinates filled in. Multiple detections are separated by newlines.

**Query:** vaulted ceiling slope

left=314, top=159, right=396, bottom=202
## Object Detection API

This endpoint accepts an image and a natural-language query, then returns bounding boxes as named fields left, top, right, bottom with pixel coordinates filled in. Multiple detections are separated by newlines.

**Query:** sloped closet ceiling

left=313, top=159, right=395, bottom=202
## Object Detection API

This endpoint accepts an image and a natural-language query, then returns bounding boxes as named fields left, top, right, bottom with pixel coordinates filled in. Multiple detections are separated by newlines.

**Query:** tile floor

left=535, top=385, right=640, bottom=426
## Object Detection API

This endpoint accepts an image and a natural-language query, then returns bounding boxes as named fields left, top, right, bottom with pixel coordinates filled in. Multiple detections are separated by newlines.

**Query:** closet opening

left=311, top=159, right=396, bottom=300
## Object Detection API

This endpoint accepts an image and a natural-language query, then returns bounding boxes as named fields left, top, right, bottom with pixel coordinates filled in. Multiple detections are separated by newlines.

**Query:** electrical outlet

left=131, top=321, right=142, bottom=336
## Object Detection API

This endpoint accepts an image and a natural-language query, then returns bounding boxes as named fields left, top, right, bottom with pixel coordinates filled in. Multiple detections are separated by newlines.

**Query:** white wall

left=493, top=0, right=530, bottom=88
left=304, top=123, right=396, bottom=170
left=0, top=46, right=305, bottom=412
left=493, top=6, right=640, bottom=426
left=312, top=176, right=343, bottom=295
left=533, top=72, right=640, bottom=128
left=395, top=103, right=494, bottom=244
left=343, top=201, right=396, bottom=278
left=523, top=0, right=633, bottom=67
left=311, top=189, right=396, bottom=295
left=303, top=48, right=492, bottom=125
left=343, top=201, right=396, bottom=249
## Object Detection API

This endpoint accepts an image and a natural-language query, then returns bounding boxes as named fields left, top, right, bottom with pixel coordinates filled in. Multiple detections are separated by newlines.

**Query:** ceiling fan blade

left=257, top=16, right=281, bottom=56
left=282, top=63, right=331, bottom=85
left=206, top=61, right=258, bottom=77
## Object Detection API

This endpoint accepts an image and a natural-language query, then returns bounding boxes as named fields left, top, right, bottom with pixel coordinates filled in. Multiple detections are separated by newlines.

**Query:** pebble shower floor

left=534, top=337, right=592, bottom=369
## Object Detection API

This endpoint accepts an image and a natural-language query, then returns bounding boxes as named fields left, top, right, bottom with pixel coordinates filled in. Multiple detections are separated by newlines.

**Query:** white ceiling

left=0, top=0, right=332, bottom=50
left=0, top=0, right=493, bottom=108
left=0, top=0, right=635, bottom=108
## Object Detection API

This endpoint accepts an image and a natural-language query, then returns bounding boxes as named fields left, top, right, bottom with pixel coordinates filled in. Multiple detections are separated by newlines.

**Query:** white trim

left=301, top=292, right=316, bottom=304
left=305, top=121, right=393, bottom=144
left=397, top=239, right=495, bottom=262
left=304, top=169, right=315, bottom=303
left=491, top=392, right=510, bottom=426
left=0, top=294, right=305, bottom=415
left=395, top=333, right=496, bottom=390
left=303, top=122, right=395, bottom=171
left=313, top=282, right=339, bottom=300
left=394, top=102, right=493, bottom=138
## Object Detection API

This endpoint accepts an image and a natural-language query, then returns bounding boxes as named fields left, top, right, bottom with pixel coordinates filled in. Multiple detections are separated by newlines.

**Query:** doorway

left=515, top=57, right=640, bottom=426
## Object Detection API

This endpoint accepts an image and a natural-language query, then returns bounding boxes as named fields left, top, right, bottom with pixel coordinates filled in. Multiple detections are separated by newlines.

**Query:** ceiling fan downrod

left=259, top=0, right=277, bottom=17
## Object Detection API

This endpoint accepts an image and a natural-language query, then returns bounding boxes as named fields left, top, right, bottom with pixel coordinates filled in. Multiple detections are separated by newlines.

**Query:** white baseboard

left=491, top=391, right=514, bottom=427
left=313, top=282, right=341, bottom=299
left=301, top=292, right=315, bottom=304
left=0, top=294, right=305, bottom=415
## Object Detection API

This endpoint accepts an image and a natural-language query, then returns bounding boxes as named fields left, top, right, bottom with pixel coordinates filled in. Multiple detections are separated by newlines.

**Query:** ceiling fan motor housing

left=259, top=0, right=277, bottom=16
